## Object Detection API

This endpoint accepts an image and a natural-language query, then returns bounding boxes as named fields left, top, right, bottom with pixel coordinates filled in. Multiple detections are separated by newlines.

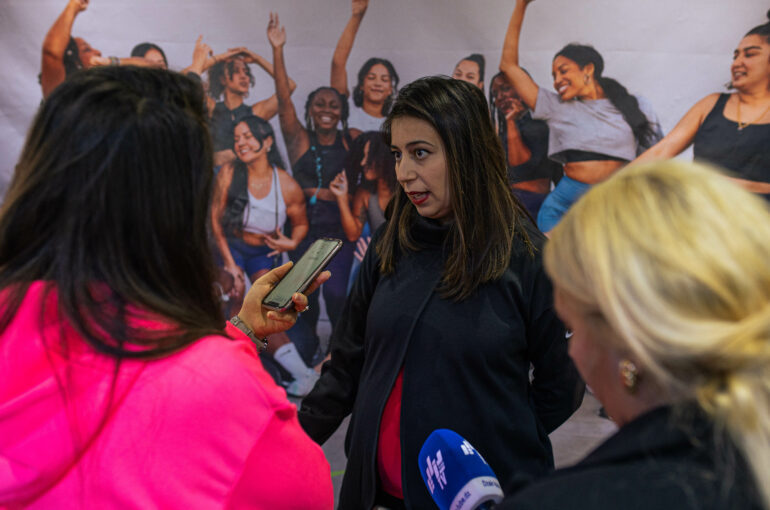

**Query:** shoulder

left=694, top=92, right=723, bottom=114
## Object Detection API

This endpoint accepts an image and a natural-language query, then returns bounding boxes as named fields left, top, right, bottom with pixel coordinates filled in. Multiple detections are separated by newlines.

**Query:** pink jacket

left=0, top=282, right=333, bottom=509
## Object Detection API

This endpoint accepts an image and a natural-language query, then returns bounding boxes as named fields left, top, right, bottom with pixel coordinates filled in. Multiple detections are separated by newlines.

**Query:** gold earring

left=619, top=359, right=639, bottom=393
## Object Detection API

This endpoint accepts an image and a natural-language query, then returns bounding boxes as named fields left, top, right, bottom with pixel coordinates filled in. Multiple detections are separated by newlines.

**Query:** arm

left=631, top=93, right=719, bottom=165
left=329, top=171, right=363, bottom=242
left=239, top=50, right=297, bottom=121
left=41, top=0, right=87, bottom=98
left=330, top=0, right=369, bottom=97
left=505, top=115, right=533, bottom=167
left=90, top=56, right=164, bottom=68
left=264, top=171, right=308, bottom=255
left=267, top=13, right=309, bottom=165
left=210, top=163, right=245, bottom=297
left=499, top=0, right=539, bottom=110
left=298, top=225, right=383, bottom=443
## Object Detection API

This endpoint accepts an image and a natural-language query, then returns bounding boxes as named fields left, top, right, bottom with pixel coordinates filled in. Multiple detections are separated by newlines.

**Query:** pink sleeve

left=225, top=405, right=334, bottom=510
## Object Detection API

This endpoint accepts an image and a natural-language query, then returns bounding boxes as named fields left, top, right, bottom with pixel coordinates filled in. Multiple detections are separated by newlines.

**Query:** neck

left=223, top=89, right=245, bottom=109
left=736, top=85, right=770, bottom=104
left=362, top=98, right=385, bottom=118
left=579, top=80, right=605, bottom=101
left=246, top=157, right=271, bottom=177
left=315, top=128, right=337, bottom=145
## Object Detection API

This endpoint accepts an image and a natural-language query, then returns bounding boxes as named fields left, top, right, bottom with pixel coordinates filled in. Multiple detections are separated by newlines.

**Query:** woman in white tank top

left=211, top=115, right=307, bottom=295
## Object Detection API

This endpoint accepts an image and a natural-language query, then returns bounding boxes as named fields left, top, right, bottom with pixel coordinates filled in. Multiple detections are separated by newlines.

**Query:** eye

left=390, top=150, right=402, bottom=161
left=414, top=148, right=429, bottom=159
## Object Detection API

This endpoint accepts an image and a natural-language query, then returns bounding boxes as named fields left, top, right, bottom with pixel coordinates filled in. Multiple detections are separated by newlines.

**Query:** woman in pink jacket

left=0, top=66, right=333, bottom=509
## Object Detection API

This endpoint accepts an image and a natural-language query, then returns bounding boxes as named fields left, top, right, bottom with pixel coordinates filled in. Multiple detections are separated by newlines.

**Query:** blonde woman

left=498, top=160, right=770, bottom=509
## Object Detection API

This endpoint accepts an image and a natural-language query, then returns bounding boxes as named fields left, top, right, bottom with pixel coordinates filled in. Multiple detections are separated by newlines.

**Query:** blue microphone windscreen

left=418, top=429, right=504, bottom=510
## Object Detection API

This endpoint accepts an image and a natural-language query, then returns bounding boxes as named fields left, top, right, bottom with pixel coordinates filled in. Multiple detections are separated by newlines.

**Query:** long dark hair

left=347, top=131, right=397, bottom=194
left=131, top=42, right=168, bottom=67
left=234, top=115, right=285, bottom=169
left=380, top=76, right=532, bottom=301
left=0, top=66, right=222, bottom=359
left=207, top=57, right=255, bottom=99
left=555, top=44, right=656, bottom=147
left=353, top=57, right=400, bottom=116
left=303, top=86, right=350, bottom=132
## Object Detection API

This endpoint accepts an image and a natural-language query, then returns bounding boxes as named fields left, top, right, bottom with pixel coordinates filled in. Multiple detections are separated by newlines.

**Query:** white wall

left=0, top=0, right=765, bottom=196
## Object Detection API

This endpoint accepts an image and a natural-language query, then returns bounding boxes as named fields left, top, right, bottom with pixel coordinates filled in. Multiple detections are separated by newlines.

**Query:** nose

left=395, top=157, right=415, bottom=184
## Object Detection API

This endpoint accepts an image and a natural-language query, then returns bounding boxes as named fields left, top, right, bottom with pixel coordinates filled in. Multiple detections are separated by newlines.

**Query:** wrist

left=229, top=315, right=268, bottom=352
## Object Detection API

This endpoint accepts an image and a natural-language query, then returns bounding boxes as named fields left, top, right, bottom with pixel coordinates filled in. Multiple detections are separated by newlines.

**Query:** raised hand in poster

left=267, top=12, right=286, bottom=48
left=352, top=0, right=369, bottom=17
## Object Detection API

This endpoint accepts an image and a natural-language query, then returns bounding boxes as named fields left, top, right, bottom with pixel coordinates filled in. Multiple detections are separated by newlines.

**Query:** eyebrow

left=391, top=140, right=435, bottom=150
left=738, top=45, right=762, bottom=52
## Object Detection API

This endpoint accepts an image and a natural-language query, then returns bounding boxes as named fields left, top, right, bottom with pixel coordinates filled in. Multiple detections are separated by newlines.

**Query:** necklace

left=308, top=136, right=324, bottom=206
left=736, top=97, right=770, bottom=130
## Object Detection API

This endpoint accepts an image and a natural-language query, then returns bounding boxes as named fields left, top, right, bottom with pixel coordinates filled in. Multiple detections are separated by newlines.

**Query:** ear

left=262, top=136, right=274, bottom=152
left=583, top=62, right=596, bottom=77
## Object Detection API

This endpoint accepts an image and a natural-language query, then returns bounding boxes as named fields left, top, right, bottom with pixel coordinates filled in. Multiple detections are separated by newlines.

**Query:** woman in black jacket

left=299, top=76, right=583, bottom=509
left=498, top=160, right=770, bottom=510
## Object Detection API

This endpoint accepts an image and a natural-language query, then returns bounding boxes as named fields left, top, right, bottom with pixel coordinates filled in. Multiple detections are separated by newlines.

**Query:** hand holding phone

left=236, top=258, right=333, bottom=341
left=262, top=238, right=343, bottom=312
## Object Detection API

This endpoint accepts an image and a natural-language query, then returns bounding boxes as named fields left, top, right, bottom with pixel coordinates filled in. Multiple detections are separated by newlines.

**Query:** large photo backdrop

left=1, top=0, right=764, bottom=194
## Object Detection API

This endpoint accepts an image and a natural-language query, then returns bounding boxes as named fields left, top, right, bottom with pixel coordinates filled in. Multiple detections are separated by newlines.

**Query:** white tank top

left=242, top=166, right=287, bottom=235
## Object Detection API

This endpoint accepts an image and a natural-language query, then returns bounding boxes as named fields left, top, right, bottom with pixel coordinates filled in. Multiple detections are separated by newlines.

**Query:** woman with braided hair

left=498, top=160, right=770, bottom=510
left=268, top=13, right=360, bottom=346
left=500, top=0, right=661, bottom=233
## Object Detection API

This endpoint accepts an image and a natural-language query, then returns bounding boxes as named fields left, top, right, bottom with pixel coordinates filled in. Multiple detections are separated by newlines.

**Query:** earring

left=583, top=74, right=590, bottom=85
left=619, top=359, right=639, bottom=393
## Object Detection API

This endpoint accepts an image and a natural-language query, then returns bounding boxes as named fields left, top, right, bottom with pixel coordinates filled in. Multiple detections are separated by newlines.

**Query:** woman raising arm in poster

left=330, top=0, right=400, bottom=131
left=500, top=0, right=661, bottom=233
left=268, top=13, right=359, bottom=339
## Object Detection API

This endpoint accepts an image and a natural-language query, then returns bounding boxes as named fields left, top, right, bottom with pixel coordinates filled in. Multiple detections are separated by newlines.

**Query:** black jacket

left=499, top=405, right=762, bottom=510
left=299, top=217, right=583, bottom=509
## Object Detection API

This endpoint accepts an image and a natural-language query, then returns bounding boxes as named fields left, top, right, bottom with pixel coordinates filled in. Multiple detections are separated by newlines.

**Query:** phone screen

left=262, top=238, right=342, bottom=311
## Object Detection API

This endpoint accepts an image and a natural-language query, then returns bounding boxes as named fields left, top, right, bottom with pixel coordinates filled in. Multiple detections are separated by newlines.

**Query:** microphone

left=418, top=429, right=503, bottom=510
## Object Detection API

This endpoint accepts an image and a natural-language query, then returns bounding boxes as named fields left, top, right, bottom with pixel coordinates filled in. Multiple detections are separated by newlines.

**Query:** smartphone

left=262, top=238, right=343, bottom=312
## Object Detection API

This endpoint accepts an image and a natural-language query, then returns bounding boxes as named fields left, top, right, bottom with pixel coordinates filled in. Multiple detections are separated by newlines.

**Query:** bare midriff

left=564, top=160, right=625, bottom=184
left=512, top=178, right=551, bottom=194
left=241, top=232, right=271, bottom=245
left=731, top=177, right=770, bottom=194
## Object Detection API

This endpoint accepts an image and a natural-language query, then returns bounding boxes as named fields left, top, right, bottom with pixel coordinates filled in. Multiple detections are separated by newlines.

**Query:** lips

left=557, top=84, right=569, bottom=95
left=407, top=191, right=429, bottom=205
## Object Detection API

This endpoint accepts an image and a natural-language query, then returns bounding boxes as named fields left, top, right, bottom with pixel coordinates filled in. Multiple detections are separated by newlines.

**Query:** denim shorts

left=536, top=175, right=591, bottom=233
left=226, top=237, right=275, bottom=277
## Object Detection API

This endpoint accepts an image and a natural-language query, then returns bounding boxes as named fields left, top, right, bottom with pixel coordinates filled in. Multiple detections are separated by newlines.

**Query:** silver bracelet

left=229, top=315, right=268, bottom=352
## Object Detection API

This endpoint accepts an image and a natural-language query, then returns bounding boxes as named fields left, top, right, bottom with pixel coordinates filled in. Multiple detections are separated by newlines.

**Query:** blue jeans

left=537, top=175, right=591, bottom=233
left=226, top=237, right=275, bottom=277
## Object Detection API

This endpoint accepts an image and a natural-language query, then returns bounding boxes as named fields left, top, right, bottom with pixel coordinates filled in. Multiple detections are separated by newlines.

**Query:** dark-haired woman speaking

left=299, top=76, right=582, bottom=509
left=500, top=0, right=661, bottom=233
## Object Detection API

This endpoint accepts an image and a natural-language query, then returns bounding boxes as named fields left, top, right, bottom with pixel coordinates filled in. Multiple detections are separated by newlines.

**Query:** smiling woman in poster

left=330, top=0, right=400, bottom=131
left=633, top=11, right=770, bottom=200
left=500, top=0, right=662, bottom=233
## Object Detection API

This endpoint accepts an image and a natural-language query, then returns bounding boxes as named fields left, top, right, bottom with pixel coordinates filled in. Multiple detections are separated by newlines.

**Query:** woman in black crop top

left=634, top=11, right=770, bottom=197
left=489, top=71, right=563, bottom=218
left=268, top=14, right=361, bottom=350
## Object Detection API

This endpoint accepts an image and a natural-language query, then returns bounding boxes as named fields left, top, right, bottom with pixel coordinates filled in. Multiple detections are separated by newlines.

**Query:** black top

left=210, top=101, right=252, bottom=152
left=499, top=405, right=762, bottom=510
left=299, top=216, right=583, bottom=509
left=693, top=93, right=770, bottom=183
left=506, top=113, right=564, bottom=184
left=292, top=131, right=350, bottom=190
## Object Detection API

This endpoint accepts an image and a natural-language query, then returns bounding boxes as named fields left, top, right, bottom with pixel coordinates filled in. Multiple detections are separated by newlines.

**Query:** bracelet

left=108, top=56, right=120, bottom=66
left=230, top=315, right=268, bottom=352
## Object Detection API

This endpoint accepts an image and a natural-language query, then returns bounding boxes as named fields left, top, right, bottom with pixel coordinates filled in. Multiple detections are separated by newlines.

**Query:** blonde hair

left=544, top=160, right=770, bottom=508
